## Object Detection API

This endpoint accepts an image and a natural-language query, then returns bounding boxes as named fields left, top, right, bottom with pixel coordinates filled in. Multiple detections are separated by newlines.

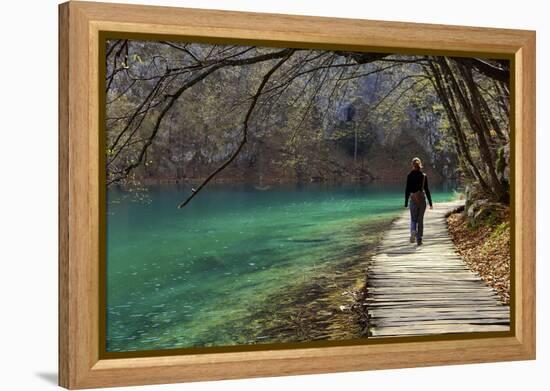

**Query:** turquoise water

left=106, top=183, right=457, bottom=352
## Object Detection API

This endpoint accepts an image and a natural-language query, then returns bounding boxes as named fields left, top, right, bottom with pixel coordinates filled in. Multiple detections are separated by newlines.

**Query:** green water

left=106, top=182, right=457, bottom=352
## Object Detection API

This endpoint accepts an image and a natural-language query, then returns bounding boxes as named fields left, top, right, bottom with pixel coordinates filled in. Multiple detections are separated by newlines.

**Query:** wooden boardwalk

left=366, top=200, right=510, bottom=337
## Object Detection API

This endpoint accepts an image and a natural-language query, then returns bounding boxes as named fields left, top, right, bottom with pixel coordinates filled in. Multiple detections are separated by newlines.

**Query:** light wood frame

left=59, top=1, right=536, bottom=388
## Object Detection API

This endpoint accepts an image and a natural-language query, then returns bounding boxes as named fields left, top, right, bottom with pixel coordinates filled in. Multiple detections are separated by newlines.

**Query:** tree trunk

left=427, top=61, right=492, bottom=195
left=438, top=58, right=507, bottom=201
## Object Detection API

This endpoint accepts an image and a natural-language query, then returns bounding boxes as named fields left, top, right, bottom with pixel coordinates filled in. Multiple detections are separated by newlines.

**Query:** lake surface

left=106, top=182, right=458, bottom=352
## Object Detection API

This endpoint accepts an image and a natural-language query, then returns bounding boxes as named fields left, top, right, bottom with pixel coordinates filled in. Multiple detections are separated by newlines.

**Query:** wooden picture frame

left=58, top=1, right=536, bottom=388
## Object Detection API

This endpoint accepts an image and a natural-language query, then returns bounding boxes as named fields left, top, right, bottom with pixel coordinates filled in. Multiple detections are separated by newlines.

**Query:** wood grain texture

left=514, top=34, right=536, bottom=351
left=58, top=1, right=536, bottom=388
left=58, top=3, right=70, bottom=387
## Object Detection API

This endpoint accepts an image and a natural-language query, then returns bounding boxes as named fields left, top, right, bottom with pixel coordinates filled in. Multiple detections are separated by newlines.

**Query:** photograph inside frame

left=103, top=38, right=512, bottom=353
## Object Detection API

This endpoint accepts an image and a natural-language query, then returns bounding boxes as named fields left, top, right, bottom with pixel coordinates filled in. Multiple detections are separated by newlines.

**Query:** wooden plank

left=366, top=293, right=501, bottom=300
left=369, top=273, right=482, bottom=278
left=368, top=302, right=503, bottom=308
left=367, top=295, right=501, bottom=302
left=370, top=313, right=511, bottom=322
left=368, top=281, right=494, bottom=287
left=366, top=201, right=510, bottom=337
left=368, top=287, right=497, bottom=294
left=371, top=318, right=511, bottom=324
left=371, top=324, right=510, bottom=337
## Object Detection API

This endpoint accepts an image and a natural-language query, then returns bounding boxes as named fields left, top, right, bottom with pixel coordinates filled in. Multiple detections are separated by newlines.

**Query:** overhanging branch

left=176, top=50, right=296, bottom=209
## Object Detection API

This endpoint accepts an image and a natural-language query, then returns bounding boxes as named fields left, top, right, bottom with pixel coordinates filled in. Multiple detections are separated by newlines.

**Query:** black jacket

left=405, top=170, right=432, bottom=207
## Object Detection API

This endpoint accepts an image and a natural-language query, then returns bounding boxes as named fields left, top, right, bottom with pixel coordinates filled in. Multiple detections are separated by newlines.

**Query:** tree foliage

left=105, top=39, right=510, bottom=207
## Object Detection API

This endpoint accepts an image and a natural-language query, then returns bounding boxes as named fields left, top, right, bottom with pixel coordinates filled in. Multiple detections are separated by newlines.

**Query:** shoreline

left=218, top=214, right=398, bottom=345
left=106, top=214, right=398, bottom=352
left=107, top=193, right=460, bottom=351
left=113, top=176, right=460, bottom=188
left=225, top=199, right=464, bottom=345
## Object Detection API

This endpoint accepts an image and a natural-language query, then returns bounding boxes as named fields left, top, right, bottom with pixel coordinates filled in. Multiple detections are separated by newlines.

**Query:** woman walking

left=404, top=157, right=433, bottom=245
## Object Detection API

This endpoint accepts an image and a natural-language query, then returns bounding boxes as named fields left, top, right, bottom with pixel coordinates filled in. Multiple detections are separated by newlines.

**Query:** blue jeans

left=409, top=197, right=427, bottom=241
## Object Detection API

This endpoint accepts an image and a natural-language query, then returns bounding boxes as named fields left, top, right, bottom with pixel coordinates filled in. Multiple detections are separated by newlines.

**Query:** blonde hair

left=411, top=157, right=423, bottom=169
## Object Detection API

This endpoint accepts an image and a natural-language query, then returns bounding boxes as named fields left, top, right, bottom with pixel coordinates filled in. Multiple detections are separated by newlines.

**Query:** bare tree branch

left=177, top=50, right=296, bottom=209
left=107, top=48, right=298, bottom=185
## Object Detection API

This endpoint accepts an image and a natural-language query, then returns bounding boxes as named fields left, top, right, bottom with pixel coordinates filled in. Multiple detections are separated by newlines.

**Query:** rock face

left=463, top=185, right=509, bottom=227
left=135, top=125, right=455, bottom=186
left=360, top=131, right=448, bottom=184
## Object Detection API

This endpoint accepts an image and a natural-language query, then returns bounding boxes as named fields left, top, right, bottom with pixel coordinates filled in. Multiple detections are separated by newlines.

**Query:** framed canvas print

left=58, top=1, right=536, bottom=389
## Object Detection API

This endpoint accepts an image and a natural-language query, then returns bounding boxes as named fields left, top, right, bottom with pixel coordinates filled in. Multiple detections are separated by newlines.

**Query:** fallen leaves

left=447, top=210, right=510, bottom=305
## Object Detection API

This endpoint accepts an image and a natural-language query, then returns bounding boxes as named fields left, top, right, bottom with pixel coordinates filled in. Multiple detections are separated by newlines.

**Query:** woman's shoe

left=410, top=231, right=416, bottom=243
left=417, top=239, right=423, bottom=245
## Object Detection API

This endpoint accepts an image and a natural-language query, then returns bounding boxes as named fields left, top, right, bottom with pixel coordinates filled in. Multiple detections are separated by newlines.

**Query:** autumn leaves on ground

left=448, top=203, right=510, bottom=305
